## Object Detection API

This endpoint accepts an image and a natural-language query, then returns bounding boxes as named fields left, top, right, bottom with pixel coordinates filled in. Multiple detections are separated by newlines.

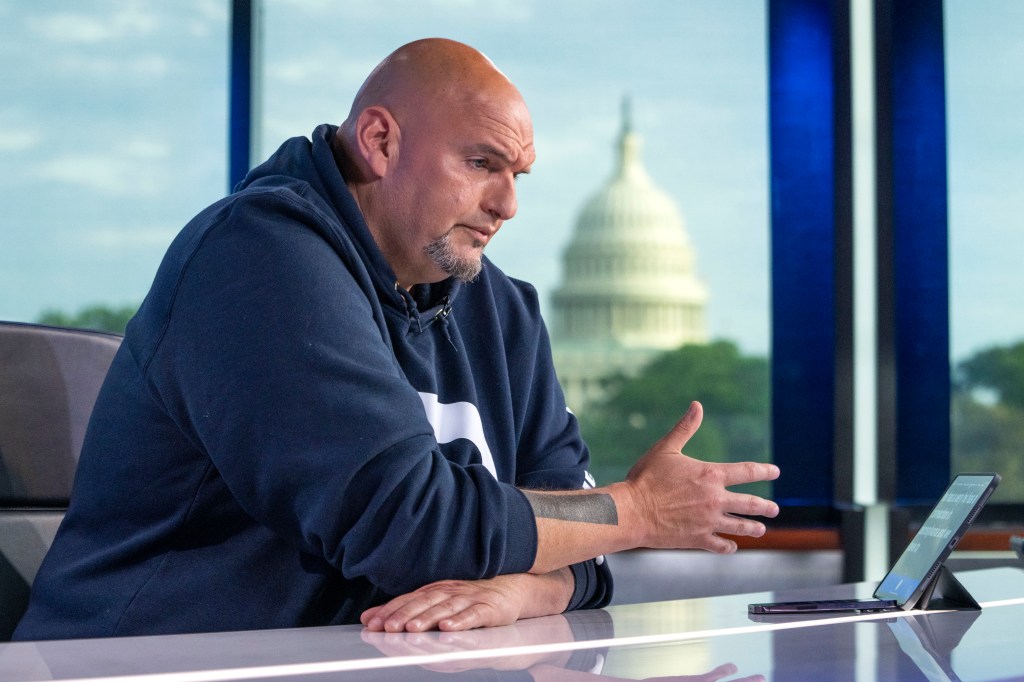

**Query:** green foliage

left=956, top=341, right=1024, bottom=410
left=579, top=340, right=770, bottom=494
left=953, top=341, right=1024, bottom=501
left=37, top=303, right=137, bottom=335
left=575, top=336, right=1024, bottom=502
left=951, top=394, right=1024, bottom=501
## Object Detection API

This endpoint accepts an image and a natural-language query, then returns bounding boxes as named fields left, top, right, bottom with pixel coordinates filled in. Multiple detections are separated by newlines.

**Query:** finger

left=360, top=605, right=381, bottom=627
left=723, top=490, right=780, bottom=519
left=717, top=460, right=781, bottom=488
left=362, top=595, right=418, bottom=630
left=403, top=598, right=473, bottom=632
left=383, top=593, right=460, bottom=633
left=717, top=513, right=767, bottom=538
left=437, top=602, right=495, bottom=631
left=407, top=595, right=505, bottom=632
left=660, top=401, right=704, bottom=452
left=363, top=589, right=449, bottom=632
left=701, top=534, right=738, bottom=554
left=362, top=589, right=425, bottom=625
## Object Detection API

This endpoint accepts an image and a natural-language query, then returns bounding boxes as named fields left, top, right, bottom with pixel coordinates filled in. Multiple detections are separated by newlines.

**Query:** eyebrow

left=465, top=143, right=533, bottom=176
left=467, top=143, right=517, bottom=167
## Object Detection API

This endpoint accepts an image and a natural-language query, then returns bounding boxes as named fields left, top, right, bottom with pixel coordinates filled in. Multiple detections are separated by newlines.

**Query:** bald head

left=333, top=39, right=535, bottom=289
left=344, top=38, right=520, bottom=129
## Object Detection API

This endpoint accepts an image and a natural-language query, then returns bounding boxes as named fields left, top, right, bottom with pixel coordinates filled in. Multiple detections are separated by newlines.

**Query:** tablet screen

left=874, top=473, right=1000, bottom=608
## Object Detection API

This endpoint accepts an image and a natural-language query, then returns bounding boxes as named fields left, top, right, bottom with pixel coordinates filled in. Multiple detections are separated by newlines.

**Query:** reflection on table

left=0, top=567, right=1021, bottom=681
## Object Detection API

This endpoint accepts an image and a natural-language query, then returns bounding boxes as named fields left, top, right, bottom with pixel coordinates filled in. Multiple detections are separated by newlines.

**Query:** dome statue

left=551, top=98, right=708, bottom=409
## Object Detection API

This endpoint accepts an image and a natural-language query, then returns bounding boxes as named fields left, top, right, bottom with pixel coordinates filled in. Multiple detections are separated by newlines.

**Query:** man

left=15, top=38, right=779, bottom=640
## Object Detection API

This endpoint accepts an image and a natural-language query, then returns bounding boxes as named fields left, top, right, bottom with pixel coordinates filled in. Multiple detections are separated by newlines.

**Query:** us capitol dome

left=551, top=100, right=708, bottom=409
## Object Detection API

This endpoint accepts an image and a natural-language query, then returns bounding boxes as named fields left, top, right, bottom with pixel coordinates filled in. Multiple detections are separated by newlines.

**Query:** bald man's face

left=371, top=89, right=535, bottom=287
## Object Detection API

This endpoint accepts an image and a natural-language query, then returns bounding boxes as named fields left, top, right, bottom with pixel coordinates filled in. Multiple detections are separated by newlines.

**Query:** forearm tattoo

left=522, top=490, right=619, bottom=525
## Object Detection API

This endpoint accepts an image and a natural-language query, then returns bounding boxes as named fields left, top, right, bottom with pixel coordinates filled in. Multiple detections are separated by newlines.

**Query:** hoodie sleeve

left=484, top=274, right=614, bottom=612
left=134, top=192, right=538, bottom=596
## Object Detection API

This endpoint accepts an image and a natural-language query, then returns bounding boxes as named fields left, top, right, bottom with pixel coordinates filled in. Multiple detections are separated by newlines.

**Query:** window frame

left=229, top=0, right=1022, bottom=574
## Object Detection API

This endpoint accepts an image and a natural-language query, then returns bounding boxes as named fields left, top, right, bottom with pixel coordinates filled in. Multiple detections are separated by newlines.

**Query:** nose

left=483, top=173, right=518, bottom=222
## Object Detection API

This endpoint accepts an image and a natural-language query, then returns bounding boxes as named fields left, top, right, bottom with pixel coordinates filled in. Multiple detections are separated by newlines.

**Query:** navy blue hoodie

left=14, top=125, right=611, bottom=640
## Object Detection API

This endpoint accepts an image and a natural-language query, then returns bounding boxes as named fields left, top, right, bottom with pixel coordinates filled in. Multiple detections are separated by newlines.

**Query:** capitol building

left=551, top=102, right=708, bottom=410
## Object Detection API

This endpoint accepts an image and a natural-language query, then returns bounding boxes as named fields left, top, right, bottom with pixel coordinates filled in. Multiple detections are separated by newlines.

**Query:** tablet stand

left=913, top=564, right=981, bottom=611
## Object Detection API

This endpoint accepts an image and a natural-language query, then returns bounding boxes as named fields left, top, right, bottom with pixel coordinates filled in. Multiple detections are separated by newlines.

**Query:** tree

left=953, top=341, right=1024, bottom=500
left=956, top=341, right=1024, bottom=410
left=37, top=303, right=137, bottom=335
left=579, top=340, right=770, bottom=495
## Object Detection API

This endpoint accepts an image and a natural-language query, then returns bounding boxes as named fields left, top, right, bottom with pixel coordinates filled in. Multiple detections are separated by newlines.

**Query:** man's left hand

left=361, top=568, right=573, bottom=632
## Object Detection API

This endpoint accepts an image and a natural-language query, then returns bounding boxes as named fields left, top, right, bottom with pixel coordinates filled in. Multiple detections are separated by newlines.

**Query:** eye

left=468, top=158, right=489, bottom=171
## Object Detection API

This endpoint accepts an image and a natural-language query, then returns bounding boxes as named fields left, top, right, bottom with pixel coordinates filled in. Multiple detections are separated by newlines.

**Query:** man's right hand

left=527, top=401, right=780, bottom=574
left=622, top=401, right=780, bottom=554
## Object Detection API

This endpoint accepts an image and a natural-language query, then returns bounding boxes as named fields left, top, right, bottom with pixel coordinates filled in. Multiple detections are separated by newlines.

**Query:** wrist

left=513, top=568, right=573, bottom=619
left=605, top=480, right=648, bottom=550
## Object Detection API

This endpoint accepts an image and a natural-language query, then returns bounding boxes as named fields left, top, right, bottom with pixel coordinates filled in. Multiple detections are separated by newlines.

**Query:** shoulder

left=473, top=256, right=543, bottom=319
left=154, top=185, right=343, bottom=291
left=228, top=180, right=340, bottom=232
left=127, top=189, right=365, bottom=369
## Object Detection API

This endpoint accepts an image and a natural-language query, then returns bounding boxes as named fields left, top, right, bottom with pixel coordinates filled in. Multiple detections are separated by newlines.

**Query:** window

left=0, top=1, right=229, bottom=333
left=946, top=0, right=1024, bottom=503
left=260, top=0, right=771, bottom=487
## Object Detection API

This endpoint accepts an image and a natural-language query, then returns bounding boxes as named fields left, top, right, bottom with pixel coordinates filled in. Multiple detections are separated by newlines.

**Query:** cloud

left=27, top=3, right=158, bottom=44
left=189, top=0, right=229, bottom=37
left=421, top=0, right=533, bottom=20
left=121, top=138, right=171, bottom=160
left=75, top=225, right=178, bottom=251
left=269, top=0, right=532, bottom=21
left=0, top=127, right=40, bottom=152
left=33, top=141, right=170, bottom=196
left=52, top=53, right=169, bottom=79
left=267, top=52, right=377, bottom=87
left=34, top=155, right=136, bottom=194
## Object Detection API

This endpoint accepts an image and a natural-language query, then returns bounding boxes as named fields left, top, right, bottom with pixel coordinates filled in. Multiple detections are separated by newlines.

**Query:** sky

left=944, top=0, right=1024, bottom=359
left=0, top=0, right=1021, bottom=360
left=0, top=0, right=228, bottom=325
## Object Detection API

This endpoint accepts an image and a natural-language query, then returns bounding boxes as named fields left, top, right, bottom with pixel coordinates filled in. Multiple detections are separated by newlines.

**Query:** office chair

left=0, top=321, right=122, bottom=640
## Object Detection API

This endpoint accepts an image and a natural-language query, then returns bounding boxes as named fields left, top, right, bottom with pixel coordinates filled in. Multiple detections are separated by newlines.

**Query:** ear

left=352, top=106, right=399, bottom=179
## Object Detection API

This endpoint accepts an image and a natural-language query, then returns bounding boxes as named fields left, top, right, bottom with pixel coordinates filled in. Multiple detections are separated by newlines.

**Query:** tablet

left=749, top=472, right=1000, bottom=615
left=874, top=472, right=1000, bottom=607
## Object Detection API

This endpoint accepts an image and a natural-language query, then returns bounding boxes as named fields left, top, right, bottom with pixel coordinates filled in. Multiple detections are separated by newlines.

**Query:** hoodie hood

left=235, top=124, right=462, bottom=334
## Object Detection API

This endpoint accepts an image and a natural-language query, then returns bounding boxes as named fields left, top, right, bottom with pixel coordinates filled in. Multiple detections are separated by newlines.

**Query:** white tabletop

left=2, top=566, right=1023, bottom=681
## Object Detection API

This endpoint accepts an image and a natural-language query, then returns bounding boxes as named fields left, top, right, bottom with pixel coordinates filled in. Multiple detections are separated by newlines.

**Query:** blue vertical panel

left=769, top=0, right=836, bottom=505
left=887, top=0, right=950, bottom=503
left=229, top=0, right=254, bottom=191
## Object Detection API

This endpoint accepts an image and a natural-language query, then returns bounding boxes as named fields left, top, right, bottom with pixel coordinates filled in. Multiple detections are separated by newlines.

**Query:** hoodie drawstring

left=435, top=296, right=455, bottom=348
